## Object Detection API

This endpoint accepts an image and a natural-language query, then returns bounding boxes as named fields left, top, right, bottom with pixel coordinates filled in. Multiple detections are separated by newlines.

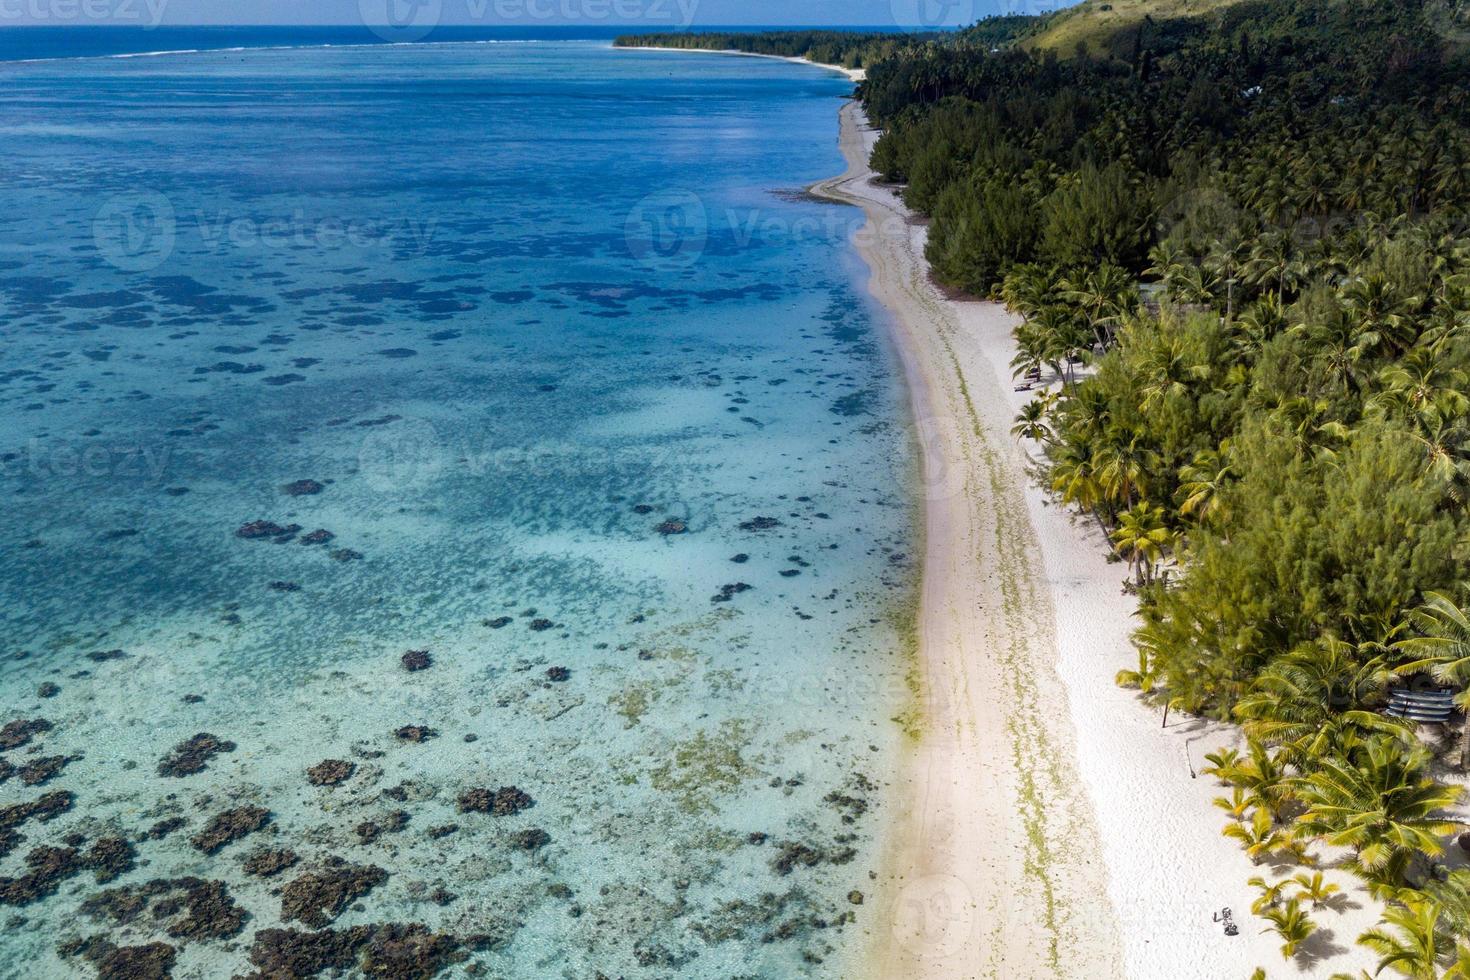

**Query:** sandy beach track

left=811, top=98, right=1389, bottom=980
left=811, top=101, right=1123, bottom=980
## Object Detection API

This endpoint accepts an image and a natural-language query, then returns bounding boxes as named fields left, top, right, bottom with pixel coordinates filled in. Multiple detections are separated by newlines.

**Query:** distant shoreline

left=617, top=44, right=866, bottom=82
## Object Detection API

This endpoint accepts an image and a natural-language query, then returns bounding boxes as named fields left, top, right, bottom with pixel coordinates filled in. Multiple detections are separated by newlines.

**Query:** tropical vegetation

left=631, top=0, right=1470, bottom=972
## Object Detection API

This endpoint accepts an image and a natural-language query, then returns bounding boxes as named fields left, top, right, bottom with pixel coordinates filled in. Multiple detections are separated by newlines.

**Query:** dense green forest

left=881, top=1, right=1470, bottom=975
left=636, top=1, right=1470, bottom=974
left=613, top=18, right=1038, bottom=70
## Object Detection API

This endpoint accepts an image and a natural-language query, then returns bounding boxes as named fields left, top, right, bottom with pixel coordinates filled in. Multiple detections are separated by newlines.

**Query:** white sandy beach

left=814, top=100, right=1391, bottom=979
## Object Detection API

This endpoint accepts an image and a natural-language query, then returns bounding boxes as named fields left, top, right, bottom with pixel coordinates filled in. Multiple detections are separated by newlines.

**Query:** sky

left=0, top=0, right=1075, bottom=29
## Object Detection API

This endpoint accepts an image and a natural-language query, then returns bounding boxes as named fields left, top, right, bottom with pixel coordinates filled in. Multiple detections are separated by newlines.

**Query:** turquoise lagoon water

left=0, top=39, right=917, bottom=978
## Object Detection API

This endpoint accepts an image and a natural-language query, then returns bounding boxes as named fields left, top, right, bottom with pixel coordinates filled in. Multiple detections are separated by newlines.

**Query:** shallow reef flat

left=0, top=42, right=915, bottom=978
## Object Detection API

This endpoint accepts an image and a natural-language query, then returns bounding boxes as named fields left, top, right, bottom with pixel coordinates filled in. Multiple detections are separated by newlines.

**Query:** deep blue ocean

left=0, top=31, right=916, bottom=979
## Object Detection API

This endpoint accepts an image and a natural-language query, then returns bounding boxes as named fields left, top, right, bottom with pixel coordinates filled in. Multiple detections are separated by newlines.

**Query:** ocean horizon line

left=0, top=23, right=917, bottom=64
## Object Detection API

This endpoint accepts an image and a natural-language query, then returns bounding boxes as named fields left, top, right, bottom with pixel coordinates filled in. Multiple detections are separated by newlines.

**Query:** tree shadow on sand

left=1288, top=927, right=1350, bottom=968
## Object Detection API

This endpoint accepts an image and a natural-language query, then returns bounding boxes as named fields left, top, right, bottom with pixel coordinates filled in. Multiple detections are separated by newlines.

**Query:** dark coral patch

left=280, top=858, right=388, bottom=928
left=0, top=845, right=82, bottom=905
left=456, top=786, right=534, bottom=817
left=157, top=733, right=235, bottom=777
left=0, top=718, right=52, bottom=750
left=306, top=760, right=355, bottom=787
left=191, top=806, right=270, bottom=854
left=243, top=848, right=299, bottom=878
left=282, top=479, right=325, bottom=496
left=0, top=790, right=74, bottom=831
left=59, top=937, right=176, bottom=980
left=83, top=877, right=247, bottom=941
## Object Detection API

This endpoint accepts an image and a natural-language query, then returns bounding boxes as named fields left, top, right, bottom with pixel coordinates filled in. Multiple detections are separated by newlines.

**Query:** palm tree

left=1116, top=646, right=1181, bottom=726
left=1136, top=334, right=1203, bottom=414
left=1408, top=418, right=1470, bottom=506
left=1176, top=446, right=1234, bottom=525
left=1050, top=435, right=1108, bottom=532
left=1373, top=343, right=1469, bottom=429
left=1223, top=807, right=1294, bottom=865
left=1259, top=899, right=1317, bottom=959
left=1444, top=946, right=1470, bottom=980
left=1395, top=592, right=1470, bottom=770
left=1096, top=433, right=1158, bottom=510
left=1250, top=875, right=1293, bottom=914
left=1339, top=273, right=1423, bottom=357
left=1202, top=746, right=1242, bottom=783
left=1110, top=502, right=1171, bottom=585
left=1291, top=871, right=1342, bottom=909
left=1215, top=786, right=1254, bottom=821
left=1232, top=294, right=1289, bottom=361
left=1011, top=397, right=1054, bottom=444
left=1059, top=262, right=1138, bottom=350
left=1357, top=895, right=1453, bottom=979
left=1233, top=639, right=1406, bottom=763
left=1220, top=740, right=1296, bottom=822
left=1245, top=229, right=1305, bottom=301
left=1294, top=737, right=1462, bottom=887
left=999, top=263, right=1057, bottom=319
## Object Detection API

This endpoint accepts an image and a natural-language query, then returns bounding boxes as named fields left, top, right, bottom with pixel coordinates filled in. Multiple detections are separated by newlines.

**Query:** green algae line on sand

left=811, top=102, right=1125, bottom=980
